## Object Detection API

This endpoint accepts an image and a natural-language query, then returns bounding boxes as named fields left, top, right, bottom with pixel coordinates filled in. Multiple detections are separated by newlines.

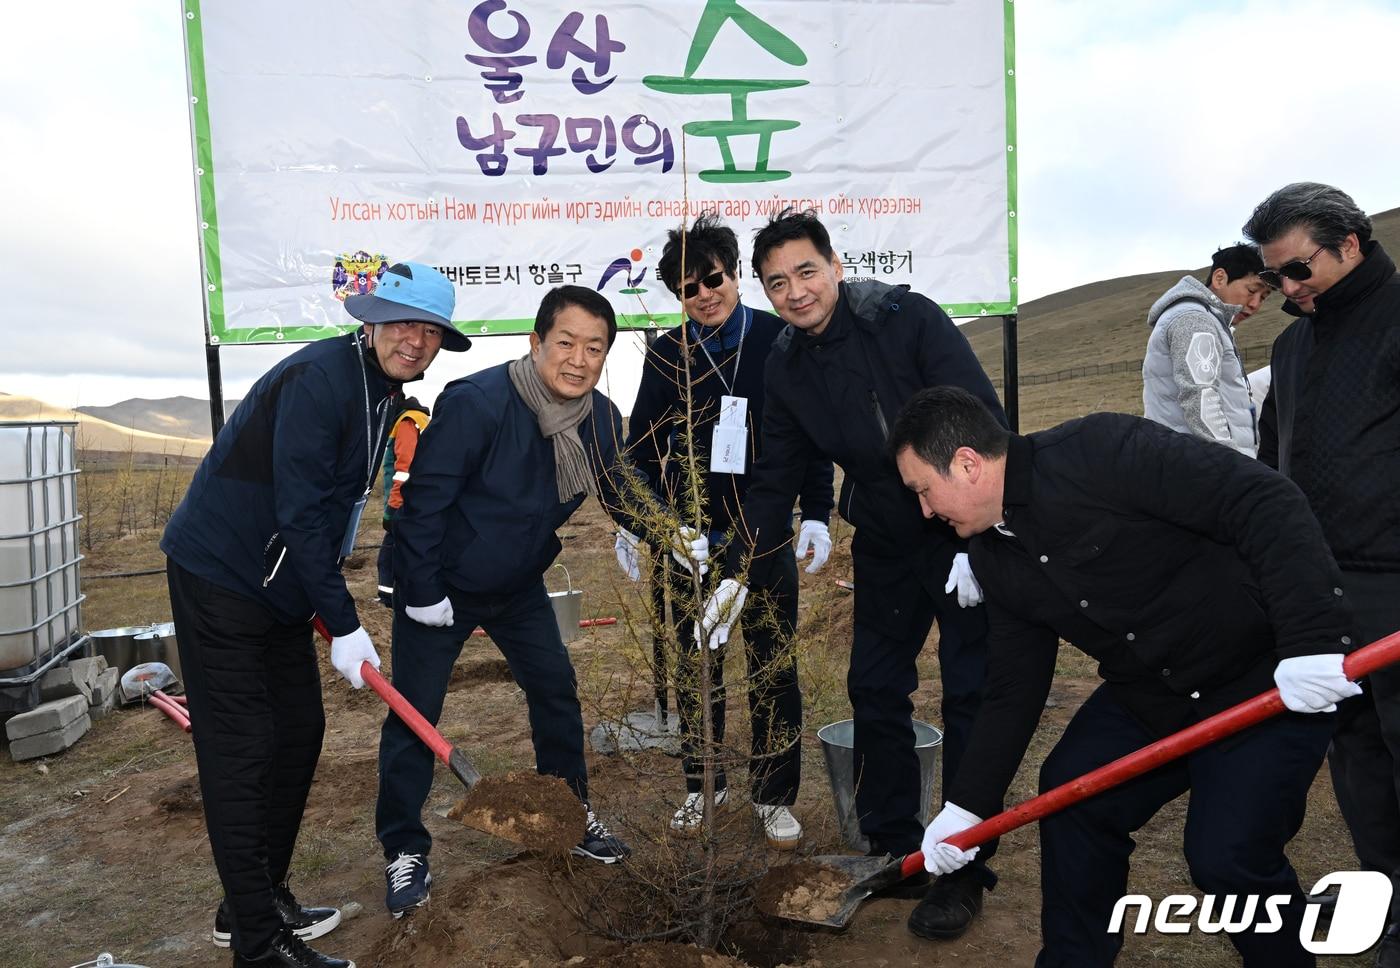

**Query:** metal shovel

left=312, top=616, right=480, bottom=791
left=767, top=629, right=1400, bottom=929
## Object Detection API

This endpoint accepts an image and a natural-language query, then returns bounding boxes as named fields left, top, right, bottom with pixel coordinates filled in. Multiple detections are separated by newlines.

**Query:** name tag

left=710, top=424, right=747, bottom=474
left=340, top=494, right=369, bottom=559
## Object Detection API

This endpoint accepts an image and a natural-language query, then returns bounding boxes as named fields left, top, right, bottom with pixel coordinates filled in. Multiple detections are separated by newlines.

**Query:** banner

left=183, top=0, right=1017, bottom=345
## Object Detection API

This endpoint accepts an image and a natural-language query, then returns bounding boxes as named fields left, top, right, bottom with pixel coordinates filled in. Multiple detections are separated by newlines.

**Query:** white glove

left=944, top=552, right=983, bottom=608
left=405, top=596, right=455, bottom=628
left=1274, top=653, right=1361, bottom=713
left=921, top=801, right=982, bottom=875
left=671, top=526, right=710, bottom=577
left=614, top=529, right=641, bottom=581
left=330, top=626, right=380, bottom=689
left=697, top=578, right=748, bottom=650
left=794, top=519, right=832, bottom=574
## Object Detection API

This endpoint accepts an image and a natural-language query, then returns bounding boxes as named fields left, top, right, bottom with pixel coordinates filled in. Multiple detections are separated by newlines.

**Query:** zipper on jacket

left=870, top=389, right=890, bottom=439
left=263, top=532, right=288, bottom=588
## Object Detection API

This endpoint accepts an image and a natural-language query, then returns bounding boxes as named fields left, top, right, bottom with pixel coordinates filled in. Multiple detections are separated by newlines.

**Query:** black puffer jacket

left=1259, top=241, right=1400, bottom=572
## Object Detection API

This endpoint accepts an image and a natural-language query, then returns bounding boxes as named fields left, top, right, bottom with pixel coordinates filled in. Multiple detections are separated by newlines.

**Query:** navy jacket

left=1259, top=240, right=1400, bottom=572
left=626, top=303, right=833, bottom=543
left=393, top=363, right=633, bottom=607
left=162, top=333, right=396, bottom=636
left=948, top=413, right=1354, bottom=818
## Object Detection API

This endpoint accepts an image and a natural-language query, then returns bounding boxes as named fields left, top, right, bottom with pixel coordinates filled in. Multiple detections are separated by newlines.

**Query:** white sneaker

left=756, top=804, right=802, bottom=849
left=670, top=788, right=728, bottom=834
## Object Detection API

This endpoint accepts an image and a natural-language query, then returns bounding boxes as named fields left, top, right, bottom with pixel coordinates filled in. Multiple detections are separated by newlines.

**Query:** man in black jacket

left=698, top=209, right=1007, bottom=936
left=896, top=387, right=1359, bottom=967
left=1245, top=181, right=1400, bottom=965
left=624, top=213, right=834, bottom=847
left=162, top=262, right=469, bottom=968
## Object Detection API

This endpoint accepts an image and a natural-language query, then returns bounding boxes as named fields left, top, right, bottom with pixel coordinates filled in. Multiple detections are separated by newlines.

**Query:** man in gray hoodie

left=1142, top=244, right=1273, bottom=456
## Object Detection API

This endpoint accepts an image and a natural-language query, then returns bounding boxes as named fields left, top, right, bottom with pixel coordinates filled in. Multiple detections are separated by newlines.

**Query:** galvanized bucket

left=817, top=718, right=943, bottom=853
left=87, top=626, right=157, bottom=679
left=134, top=622, right=181, bottom=684
left=547, top=564, right=582, bottom=643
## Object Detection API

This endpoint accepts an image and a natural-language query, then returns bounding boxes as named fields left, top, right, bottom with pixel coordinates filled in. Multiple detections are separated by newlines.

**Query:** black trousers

left=848, top=557, right=990, bottom=856
left=1035, top=684, right=1334, bottom=968
left=376, top=581, right=587, bottom=859
left=668, top=548, right=803, bottom=805
left=166, top=561, right=326, bottom=957
left=1328, top=570, right=1400, bottom=928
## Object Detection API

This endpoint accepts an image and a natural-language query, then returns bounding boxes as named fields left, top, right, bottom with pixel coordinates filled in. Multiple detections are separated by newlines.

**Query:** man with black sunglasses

left=623, top=213, right=834, bottom=848
left=1244, top=181, right=1400, bottom=967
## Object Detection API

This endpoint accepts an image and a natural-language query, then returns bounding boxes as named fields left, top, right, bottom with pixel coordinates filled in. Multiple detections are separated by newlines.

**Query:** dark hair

left=1242, top=182, right=1372, bottom=252
left=535, top=285, right=618, bottom=348
left=1204, top=243, right=1264, bottom=286
left=657, top=212, right=739, bottom=297
left=888, top=387, right=1010, bottom=469
left=751, top=207, right=836, bottom=281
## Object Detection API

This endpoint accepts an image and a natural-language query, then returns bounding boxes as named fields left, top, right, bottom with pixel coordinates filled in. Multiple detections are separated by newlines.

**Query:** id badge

left=710, top=424, right=747, bottom=474
left=341, top=494, right=368, bottom=559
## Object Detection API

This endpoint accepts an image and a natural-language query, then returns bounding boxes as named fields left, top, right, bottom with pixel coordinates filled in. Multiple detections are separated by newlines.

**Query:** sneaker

left=572, top=807, right=632, bottom=863
left=213, top=884, right=342, bottom=948
left=384, top=852, right=431, bottom=918
left=755, top=804, right=803, bottom=849
left=230, top=926, right=355, bottom=967
left=908, top=868, right=986, bottom=941
left=669, top=788, right=729, bottom=835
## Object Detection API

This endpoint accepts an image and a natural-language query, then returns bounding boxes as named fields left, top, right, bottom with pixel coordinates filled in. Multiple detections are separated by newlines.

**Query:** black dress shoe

left=231, top=927, right=355, bottom=968
left=1376, top=924, right=1400, bottom=968
left=908, top=869, right=986, bottom=940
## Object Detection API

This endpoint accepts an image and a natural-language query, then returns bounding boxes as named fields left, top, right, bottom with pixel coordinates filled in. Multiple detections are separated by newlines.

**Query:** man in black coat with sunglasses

left=1245, top=181, right=1400, bottom=966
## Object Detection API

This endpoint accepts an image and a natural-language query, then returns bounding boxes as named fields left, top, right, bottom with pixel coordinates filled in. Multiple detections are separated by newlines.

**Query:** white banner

left=185, top=0, right=1016, bottom=344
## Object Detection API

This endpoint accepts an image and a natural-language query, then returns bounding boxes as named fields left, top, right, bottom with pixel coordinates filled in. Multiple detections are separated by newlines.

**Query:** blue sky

left=3, top=0, right=1398, bottom=413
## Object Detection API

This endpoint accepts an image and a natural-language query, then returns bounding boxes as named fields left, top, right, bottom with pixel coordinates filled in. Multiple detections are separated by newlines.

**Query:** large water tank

left=0, top=422, right=85, bottom=682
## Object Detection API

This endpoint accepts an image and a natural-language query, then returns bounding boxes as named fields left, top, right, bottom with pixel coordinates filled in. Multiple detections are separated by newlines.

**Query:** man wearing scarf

left=622, top=214, right=833, bottom=847
left=375, top=285, right=707, bottom=918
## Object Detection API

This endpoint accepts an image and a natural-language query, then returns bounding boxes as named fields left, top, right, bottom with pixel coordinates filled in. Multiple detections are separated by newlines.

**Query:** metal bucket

left=547, top=564, right=583, bottom=643
left=817, top=718, right=943, bottom=853
left=134, top=622, right=181, bottom=684
left=87, top=626, right=156, bottom=679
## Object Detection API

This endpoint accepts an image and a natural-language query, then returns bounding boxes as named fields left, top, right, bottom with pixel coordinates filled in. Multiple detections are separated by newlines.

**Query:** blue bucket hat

left=344, top=262, right=470, bottom=352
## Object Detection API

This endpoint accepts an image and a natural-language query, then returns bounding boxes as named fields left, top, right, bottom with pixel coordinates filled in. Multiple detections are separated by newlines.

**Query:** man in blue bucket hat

left=162, top=262, right=467, bottom=968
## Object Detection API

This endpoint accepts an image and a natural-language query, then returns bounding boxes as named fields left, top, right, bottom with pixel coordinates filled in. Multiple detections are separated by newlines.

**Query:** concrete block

left=90, top=667, right=120, bottom=707
left=89, top=688, right=117, bottom=722
left=40, top=658, right=103, bottom=704
left=9, top=711, right=91, bottom=761
left=5, top=695, right=89, bottom=742
left=70, top=655, right=108, bottom=678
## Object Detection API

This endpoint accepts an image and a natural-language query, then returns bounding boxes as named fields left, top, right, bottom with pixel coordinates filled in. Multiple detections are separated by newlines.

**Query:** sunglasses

left=682, top=270, right=726, bottom=299
left=1258, top=244, right=1328, bottom=289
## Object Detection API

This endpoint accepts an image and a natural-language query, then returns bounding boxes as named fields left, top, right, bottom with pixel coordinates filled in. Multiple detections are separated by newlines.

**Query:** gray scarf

left=508, top=355, right=596, bottom=502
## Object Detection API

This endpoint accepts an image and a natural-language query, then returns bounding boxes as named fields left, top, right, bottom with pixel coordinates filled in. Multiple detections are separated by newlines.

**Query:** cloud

left=1015, top=0, right=1400, bottom=298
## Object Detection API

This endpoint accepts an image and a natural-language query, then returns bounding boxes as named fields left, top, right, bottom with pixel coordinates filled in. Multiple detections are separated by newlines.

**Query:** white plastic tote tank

left=0, top=422, right=84, bottom=673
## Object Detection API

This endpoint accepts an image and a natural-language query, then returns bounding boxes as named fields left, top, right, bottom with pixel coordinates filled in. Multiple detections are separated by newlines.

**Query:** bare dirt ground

left=0, top=494, right=1378, bottom=968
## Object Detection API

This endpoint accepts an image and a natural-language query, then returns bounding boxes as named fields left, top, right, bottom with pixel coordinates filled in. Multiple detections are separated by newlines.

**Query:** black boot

left=1376, top=923, right=1400, bottom=968
left=908, top=868, right=988, bottom=940
left=231, top=927, right=355, bottom=967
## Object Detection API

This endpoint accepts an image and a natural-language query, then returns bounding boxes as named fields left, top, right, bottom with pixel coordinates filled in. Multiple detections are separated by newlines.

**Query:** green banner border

left=182, top=0, right=1019, bottom=344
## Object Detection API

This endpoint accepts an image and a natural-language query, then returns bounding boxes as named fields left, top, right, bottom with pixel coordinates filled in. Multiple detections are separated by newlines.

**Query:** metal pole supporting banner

left=206, top=344, right=226, bottom=438
left=1001, top=313, right=1019, bottom=432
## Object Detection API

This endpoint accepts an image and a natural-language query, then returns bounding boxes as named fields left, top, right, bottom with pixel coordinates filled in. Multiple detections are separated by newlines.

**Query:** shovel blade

left=760, top=853, right=908, bottom=929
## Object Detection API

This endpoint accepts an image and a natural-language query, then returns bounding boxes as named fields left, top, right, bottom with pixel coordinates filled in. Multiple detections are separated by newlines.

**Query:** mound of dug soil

left=752, top=861, right=850, bottom=923
left=573, top=940, right=750, bottom=967
left=447, top=771, right=585, bottom=852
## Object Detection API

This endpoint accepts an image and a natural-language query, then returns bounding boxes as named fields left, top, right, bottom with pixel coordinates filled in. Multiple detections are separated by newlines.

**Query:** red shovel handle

left=900, top=630, right=1400, bottom=879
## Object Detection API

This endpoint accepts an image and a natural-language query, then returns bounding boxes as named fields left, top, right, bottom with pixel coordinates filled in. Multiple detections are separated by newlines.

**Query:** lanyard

left=354, top=334, right=391, bottom=496
left=692, top=305, right=750, bottom=396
